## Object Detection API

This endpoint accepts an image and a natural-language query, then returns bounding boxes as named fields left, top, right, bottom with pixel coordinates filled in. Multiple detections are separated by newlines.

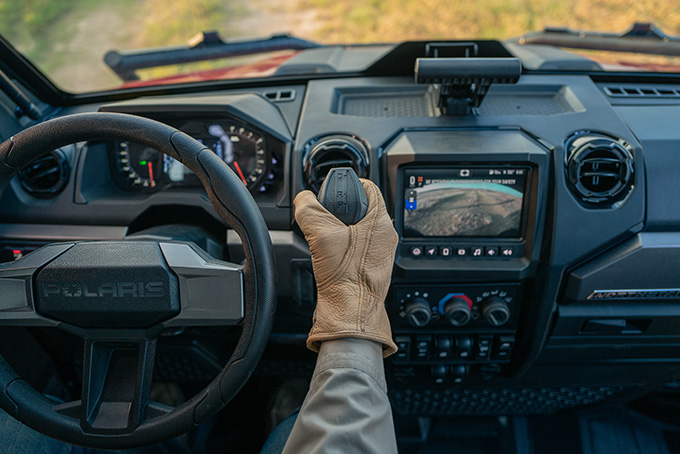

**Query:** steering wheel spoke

left=47, top=334, right=161, bottom=435
left=159, top=242, right=244, bottom=327
left=0, top=243, right=72, bottom=327
left=81, top=337, right=156, bottom=433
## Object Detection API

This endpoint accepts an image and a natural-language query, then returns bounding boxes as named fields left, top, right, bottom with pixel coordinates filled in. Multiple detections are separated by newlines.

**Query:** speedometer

left=177, top=120, right=269, bottom=190
left=116, top=141, right=162, bottom=189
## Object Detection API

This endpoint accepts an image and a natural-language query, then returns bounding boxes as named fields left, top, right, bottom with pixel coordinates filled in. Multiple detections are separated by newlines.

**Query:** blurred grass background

left=0, top=0, right=679, bottom=92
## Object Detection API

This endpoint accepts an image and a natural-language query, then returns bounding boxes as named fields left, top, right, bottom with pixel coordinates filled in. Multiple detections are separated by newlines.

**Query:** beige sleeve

left=281, top=338, right=398, bottom=454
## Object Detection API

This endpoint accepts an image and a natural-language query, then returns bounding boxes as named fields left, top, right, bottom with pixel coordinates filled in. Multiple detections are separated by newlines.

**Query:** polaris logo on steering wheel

left=41, top=281, right=166, bottom=298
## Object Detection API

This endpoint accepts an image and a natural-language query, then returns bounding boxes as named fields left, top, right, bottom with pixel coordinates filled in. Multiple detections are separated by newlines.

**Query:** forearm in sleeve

left=281, top=338, right=398, bottom=454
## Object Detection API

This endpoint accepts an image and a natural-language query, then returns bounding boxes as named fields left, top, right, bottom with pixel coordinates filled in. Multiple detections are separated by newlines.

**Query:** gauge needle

left=233, top=161, right=248, bottom=185
left=148, top=162, right=156, bottom=188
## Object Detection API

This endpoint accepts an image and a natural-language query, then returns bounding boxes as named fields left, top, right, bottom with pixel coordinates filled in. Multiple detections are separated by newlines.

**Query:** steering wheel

left=0, top=113, right=276, bottom=448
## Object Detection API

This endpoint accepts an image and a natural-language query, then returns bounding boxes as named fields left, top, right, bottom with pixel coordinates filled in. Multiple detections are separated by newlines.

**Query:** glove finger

left=360, top=179, right=388, bottom=216
left=357, top=179, right=394, bottom=232
left=293, top=189, right=346, bottom=237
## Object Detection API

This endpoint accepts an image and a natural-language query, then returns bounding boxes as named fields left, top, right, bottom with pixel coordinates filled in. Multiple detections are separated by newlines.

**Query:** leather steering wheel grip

left=0, top=112, right=276, bottom=448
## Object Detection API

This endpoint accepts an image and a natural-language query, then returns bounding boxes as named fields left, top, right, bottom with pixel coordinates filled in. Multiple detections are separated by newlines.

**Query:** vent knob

left=404, top=297, right=432, bottom=327
left=481, top=296, right=510, bottom=327
left=566, top=134, right=634, bottom=206
left=444, top=297, right=472, bottom=327
left=18, top=149, right=70, bottom=198
left=303, top=135, right=369, bottom=193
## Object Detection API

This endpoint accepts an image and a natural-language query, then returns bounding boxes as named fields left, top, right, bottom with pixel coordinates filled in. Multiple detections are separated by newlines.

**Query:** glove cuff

left=307, top=332, right=398, bottom=358
left=306, top=292, right=398, bottom=358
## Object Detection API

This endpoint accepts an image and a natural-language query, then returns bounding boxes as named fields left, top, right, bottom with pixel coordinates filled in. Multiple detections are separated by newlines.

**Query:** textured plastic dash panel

left=392, top=386, right=625, bottom=416
left=478, top=95, right=570, bottom=115
left=333, top=86, right=435, bottom=117
left=332, top=85, right=584, bottom=117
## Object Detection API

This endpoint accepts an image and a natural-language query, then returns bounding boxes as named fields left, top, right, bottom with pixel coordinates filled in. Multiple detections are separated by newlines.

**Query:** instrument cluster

left=111, top=118, right=281, bottom=193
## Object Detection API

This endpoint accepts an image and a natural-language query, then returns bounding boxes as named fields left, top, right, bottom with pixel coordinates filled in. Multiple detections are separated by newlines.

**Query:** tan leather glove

left=294, top=179, right=398, bottom=357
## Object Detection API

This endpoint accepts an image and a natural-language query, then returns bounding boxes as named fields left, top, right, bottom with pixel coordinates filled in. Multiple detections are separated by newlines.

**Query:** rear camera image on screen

left=403, top=168, right=529, bottom=238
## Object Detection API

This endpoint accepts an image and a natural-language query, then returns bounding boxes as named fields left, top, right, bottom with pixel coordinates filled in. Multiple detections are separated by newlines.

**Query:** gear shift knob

left=317, top=167, right=369, bottom=225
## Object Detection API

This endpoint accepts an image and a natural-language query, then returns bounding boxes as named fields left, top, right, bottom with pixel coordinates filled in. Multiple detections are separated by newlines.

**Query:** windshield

left=1, top=0, right=679, bottom=93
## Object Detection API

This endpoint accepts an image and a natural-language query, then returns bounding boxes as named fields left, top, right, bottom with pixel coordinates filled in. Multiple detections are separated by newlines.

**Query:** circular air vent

left=18, top=149, right=70, bottom=198
left=565, top=133, right=634, bottom=206
left=303, top=135, right=369, bottom=193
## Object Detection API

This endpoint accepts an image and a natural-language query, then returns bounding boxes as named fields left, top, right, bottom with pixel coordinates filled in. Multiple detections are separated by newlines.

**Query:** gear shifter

left=317, top=167, right=369, bottom=225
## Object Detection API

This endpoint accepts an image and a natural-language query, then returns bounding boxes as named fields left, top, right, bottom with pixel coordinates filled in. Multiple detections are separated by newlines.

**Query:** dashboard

left=2, top=44, right=680, bottom=420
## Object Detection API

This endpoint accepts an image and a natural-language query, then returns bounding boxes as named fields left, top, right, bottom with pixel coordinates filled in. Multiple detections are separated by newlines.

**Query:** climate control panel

left=390, top=284, right=521, bottom=330
left=389, top=284, right=522, bottom=385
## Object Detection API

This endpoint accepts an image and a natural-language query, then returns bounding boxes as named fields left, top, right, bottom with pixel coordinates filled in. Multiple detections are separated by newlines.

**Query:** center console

left=382, top=128, right=550, bottom=387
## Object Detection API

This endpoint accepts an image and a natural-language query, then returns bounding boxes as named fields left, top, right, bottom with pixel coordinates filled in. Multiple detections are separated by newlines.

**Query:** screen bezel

left=396, top=165, right=534, bottom=242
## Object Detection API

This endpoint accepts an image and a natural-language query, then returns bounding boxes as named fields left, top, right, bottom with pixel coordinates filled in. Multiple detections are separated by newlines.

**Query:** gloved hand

left=294, top=179, right=398, bottom=357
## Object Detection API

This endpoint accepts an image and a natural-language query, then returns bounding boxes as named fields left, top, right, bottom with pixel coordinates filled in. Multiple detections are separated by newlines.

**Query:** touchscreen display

left=403, top=167, right=529, bottom=238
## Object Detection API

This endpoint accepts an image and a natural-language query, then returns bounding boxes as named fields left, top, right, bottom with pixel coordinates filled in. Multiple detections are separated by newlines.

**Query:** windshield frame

left=3, top=33, right=680, bottom=108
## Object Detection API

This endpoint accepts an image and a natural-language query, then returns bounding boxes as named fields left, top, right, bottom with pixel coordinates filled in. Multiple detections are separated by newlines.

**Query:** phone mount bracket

left=415, top=43, right=522, bottom=116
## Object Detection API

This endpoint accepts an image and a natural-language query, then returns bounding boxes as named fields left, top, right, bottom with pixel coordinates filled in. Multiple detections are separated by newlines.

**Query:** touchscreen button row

left=409, top=246, right=516, bottom=258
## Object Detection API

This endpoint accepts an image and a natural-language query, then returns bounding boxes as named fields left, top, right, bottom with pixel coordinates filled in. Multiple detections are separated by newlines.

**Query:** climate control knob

left=481, top=297, right=511, bottom=326
left=444, top=297, right=472, bottom=327
left=404, top=298, right=432, bottom=327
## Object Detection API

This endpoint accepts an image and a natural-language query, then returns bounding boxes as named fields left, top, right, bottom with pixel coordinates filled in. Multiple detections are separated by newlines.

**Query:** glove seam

left=357, top=185, right=380, bottom=333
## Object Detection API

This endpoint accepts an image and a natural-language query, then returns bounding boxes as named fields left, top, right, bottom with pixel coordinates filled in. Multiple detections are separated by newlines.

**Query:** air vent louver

left=263, top=89, right=295, bottom=102
left=303, top=135, right=369, bottom=193
left=565, top=133, right=634, bottom=207
left=604, top=86, right=680, bottom=98
left=18, top=149, right=70, bottom=198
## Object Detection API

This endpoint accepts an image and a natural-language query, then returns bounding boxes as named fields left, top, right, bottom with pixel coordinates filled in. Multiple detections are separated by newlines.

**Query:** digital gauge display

left=114, top=120, right=275, bottom=192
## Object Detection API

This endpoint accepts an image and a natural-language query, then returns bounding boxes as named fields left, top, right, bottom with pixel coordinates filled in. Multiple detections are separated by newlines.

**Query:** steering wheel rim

left=0, top=112, right=277, bottom=448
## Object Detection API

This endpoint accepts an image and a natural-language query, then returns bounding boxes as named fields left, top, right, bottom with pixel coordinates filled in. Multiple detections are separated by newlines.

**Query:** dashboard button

left=425, top=246, right=438, bottom=256
left=431, top=365, right=447, bottom=384
left=450, top=364, right=469, bottom=384
left=476, top=335, right=493, bottom=360
left=500, top=246, right=515, bottom=257
left=440, top=246, right=452, bottom=257
left=410, top=247, right=423, bottom=257
left=485, top=247, right=498, bottom=257
left=455, top=335, right=473, bottom=359
left=415, top=335, right=432, bottom=360
left=434, top=335, right=452, bottom=359
left=471, top=247, right=484, bottom=257
left=492, top=335, right=515, bottom=360
left=395, top=335, right=411, bottom=361
left=455, top=247, right=468, bottom=256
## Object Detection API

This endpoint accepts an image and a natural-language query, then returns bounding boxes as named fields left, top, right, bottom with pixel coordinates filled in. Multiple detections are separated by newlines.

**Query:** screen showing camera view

left=403, top=168, right=529, bottom=238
